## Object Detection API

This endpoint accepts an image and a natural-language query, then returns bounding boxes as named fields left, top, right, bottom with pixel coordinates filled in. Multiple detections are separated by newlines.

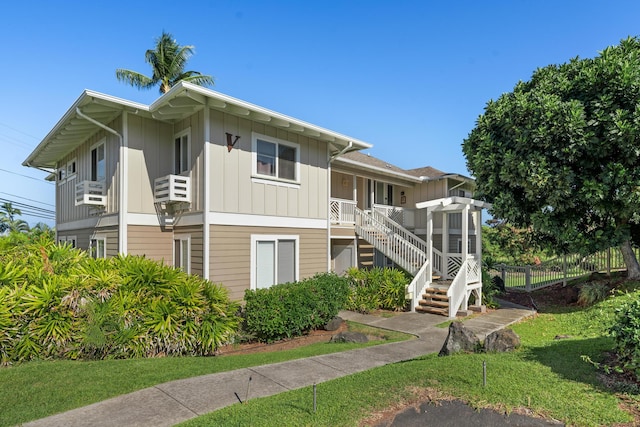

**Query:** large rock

left=330, top=331, right=368, bottom=343
left=324, top=316, right=343, bottom=331
left=484, top=329, right=520, bottom=352
left=438, top=322, right=479, bottom=356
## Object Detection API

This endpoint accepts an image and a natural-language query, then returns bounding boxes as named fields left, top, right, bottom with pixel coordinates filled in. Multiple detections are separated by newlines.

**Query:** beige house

left=24, top=82, right=489, bottom=317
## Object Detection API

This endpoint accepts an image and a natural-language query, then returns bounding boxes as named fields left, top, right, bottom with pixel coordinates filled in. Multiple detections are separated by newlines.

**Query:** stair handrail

left=408, top=260, right=430, bottom=312
left=371, top=208, right=428, bottom=255
left=355, top=208, right=427, bottom=274
left=446, top=256, right=481, bottom=318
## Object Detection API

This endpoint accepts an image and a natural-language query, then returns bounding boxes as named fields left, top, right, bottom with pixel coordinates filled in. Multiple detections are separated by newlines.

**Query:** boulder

left=324, top=316, right=343, bottom=331
left=330, top=331, right=368, bottom=343
left=484, top=329, right=520, bottom=352
left=438, top=322, right=479, bottom=356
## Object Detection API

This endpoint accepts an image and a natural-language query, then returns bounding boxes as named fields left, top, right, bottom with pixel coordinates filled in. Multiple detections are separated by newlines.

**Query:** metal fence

left=492, top=247, right=638, bottom=292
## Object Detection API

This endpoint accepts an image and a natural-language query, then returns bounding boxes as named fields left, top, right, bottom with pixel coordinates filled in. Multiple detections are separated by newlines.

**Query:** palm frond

left=115, top=69, right=155, bottom=90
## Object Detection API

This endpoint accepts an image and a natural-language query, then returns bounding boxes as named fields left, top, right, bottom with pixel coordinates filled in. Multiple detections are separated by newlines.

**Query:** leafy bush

left=608, top=295, right=640, bottom=380
left=0, top=237, right=241, bottom=363
left=243, top=273, right=349, bottom=343
left=344, top=267, right=409, bottom=313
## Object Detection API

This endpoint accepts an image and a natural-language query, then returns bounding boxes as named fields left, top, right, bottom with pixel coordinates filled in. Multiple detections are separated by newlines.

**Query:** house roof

left=23, top=82, right=371, bottom=170
left=333, top=151, right=474, bottom=185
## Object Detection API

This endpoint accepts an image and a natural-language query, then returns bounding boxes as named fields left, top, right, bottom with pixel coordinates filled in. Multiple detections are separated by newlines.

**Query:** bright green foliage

left=464, top=37, right=640, bottom=273
left=243, top=273, right=349, bottom=343
left=344, top=267, right=410, bottom=313
left=608, top=293, right=640, bottom=379
left=0, top=236, right=241, bottom=363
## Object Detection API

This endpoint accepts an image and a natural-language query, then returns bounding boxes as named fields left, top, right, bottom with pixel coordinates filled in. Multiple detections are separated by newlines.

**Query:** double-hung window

left=253, top=134, right=299, bottom=182
left=174, top=129, right=190, bottom=175
left=251, top=235, right=298, bottom=289
left=91, top=141, right=106, bottom=182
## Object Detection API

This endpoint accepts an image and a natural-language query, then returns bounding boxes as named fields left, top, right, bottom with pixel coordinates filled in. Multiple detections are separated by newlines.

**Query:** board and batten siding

left=209, top=225, right=328, bottom=301
left=208, top=110, right=329, bottom=220
left=55, top=119, right=122, bottom=224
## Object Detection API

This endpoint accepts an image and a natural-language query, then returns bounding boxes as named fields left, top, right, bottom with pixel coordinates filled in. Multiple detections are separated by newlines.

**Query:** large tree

left=0, top=202, right=29, bottom=234
left=116, top=31, right=214, bottom=94
left=463, top=36, right=640, bottom=278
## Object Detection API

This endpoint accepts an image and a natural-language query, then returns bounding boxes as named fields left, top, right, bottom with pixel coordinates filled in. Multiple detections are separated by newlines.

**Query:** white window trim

left=173, top=128, right=191, bottom=176
left=457, top=238, right=471, bottom=254
left=251, top=132, right=301, bottom=186
left=173, top=234, right=191, bottom=273
left=90, top=235, right=107, bottom=258
left=250, top=234, right=299, bottom=290
left=57, top=165, right=66, bottom=186
left=58, top=235, right=77, bottom=248
left=90, top=138, right=107, bottom=182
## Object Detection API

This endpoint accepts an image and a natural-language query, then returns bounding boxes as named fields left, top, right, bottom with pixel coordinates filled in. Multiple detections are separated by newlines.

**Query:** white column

left=461, top=204, right=470, bottom=311
left=427, top=210, right=433, bottom=282
left=442, top=212, right=449, bottom=278
left=474, top=210, right=482, bottom=260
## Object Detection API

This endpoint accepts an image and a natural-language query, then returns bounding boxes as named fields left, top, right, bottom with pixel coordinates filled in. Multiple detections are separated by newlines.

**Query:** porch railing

left=329, top=198, right=357, bottom=224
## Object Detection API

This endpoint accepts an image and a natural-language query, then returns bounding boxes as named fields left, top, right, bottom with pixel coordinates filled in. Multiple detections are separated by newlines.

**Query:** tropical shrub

left=577, top=282, right=610, bottom=307
left=344, top=267, right=409, bottom=313
left=608, top=294, right=640, bottom=380
left=243, top=273, right=349, bottom=343
left=0, top=236, right=241, bottom=363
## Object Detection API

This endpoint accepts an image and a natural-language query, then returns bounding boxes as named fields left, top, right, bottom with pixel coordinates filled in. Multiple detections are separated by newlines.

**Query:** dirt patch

left=214, top=322, right=350, bottom=356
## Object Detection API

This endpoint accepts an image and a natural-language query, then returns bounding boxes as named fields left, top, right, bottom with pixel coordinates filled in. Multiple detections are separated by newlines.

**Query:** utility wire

left=0, top=168, right=54, bottom=185
left=0, top=192, right=55, bottom=207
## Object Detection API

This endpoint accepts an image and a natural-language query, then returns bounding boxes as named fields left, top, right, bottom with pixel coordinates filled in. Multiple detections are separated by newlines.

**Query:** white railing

left=355, top=208, right=426, bottom=275
left=408, top=260, right=430, bottom=312
left=447, top=256, right=481, bottom=318
left=154, top=174, right=191, bottom=204
left=330, top=198, right=357, bottom=224
left=75, top=181, right=106, bottom=206
left=433, top=248, right=443, bottom=277
left=373, top=204, right=415, bottom=229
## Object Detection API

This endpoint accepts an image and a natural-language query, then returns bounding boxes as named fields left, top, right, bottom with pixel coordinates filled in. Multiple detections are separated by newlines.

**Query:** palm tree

left=116, top=31, right=214, bottom=94
left=0, top=202, right=29, bottom=234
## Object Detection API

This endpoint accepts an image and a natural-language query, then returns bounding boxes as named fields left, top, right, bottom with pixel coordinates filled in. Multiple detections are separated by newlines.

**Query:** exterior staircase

left=354, top=207, right=450, bottom=316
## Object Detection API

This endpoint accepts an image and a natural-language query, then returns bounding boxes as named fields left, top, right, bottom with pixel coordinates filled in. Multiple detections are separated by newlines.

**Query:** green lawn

left=2, top=297, right=639, bottom=427
left=178, top=300, right=638, bottom=427
left=0, top=323, right=411, bottom=427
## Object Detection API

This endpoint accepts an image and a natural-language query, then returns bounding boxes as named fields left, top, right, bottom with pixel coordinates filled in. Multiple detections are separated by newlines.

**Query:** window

left=174, top=129, right=190, bottom=175
left=251, top=235, right=298, bottom=289
left=59, top=235, right=77, bottom=248
left=57, top=166, right=66, bottom=184
left=91, top=141, right=106, bottom=181
left=174, top=235, right=190, bottom=273
left=90, top=237, right=106, bottom=258
left=66, top=159, right=77, bottom=181
left=253, top=134, right=299, bottom=182
left=457, top=238, right=471, bottom=254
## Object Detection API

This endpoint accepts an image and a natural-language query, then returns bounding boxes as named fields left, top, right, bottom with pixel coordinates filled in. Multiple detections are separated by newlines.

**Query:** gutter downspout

left=76, top=107, right=127, bottom=255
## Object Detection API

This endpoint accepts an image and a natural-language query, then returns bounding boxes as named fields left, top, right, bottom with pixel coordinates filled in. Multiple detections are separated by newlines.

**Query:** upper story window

left=174, top=129, right=190, bottom=175
left=66, top=158, right=77, bottom=181
left=91, top=140, right=106, bottom=182
left=252, top=133, right=299, bottom=183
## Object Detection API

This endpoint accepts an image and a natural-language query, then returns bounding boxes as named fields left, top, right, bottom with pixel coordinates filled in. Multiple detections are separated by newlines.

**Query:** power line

left=0, top=168, right=54, bottom=185
left=0, top=192, right=55, bottom=207
left=0, top=121, right=40, bottom=140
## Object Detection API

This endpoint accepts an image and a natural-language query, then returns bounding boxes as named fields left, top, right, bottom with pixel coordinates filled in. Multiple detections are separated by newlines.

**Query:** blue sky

left=2, top=0, right=640, bottom=225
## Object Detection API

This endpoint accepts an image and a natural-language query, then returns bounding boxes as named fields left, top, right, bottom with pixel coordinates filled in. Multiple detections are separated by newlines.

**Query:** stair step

left=422, top=293, right=449, bottom=301
left=416, top=306, right=449, bottom=316
left=424, top=287, right=448, bottom=295
left=419, top=299, right=449, bottom=308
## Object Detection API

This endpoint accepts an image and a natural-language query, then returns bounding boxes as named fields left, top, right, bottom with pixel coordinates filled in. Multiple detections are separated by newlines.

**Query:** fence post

left=607, top=248, right=611, bottom=276
left=563, top=254, right=567, bottom=286
left=525, top=265, right=531, bottom=292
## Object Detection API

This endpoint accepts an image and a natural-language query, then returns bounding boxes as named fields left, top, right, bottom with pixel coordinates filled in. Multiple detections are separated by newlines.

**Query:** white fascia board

left=416, top=196, right=492, bottom=211
left=155, top=82, right=372, bottom=151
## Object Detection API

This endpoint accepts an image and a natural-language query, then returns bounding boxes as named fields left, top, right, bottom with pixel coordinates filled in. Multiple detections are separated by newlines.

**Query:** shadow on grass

left=520, top=335, right=614, bottom=391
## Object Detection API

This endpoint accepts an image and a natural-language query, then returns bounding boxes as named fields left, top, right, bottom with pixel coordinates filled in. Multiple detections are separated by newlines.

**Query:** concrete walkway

left=24, top=302, right=534, bottom=427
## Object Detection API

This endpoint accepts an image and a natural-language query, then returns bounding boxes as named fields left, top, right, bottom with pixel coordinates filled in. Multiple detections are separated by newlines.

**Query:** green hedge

left=243, top=273, right=349, bottom=343
left=609, top=294, right=640, bottom=380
